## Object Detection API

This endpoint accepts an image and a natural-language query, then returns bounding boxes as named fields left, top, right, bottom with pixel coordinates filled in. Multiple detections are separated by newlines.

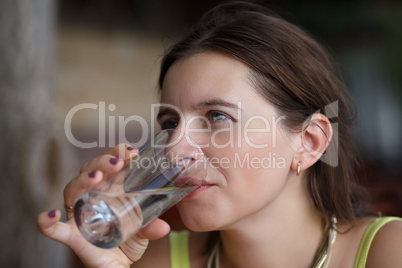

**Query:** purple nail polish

left=127, top=146, right=135, bottom=151
left=48, top=209, right=56, bottom=218
left=109, top=157, right=119, bottom=165
left=88, top=170, right=97, bottom=178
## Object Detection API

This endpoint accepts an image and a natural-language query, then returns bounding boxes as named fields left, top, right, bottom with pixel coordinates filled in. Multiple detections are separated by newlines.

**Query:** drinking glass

left=74, top=129, right=206, bottom=248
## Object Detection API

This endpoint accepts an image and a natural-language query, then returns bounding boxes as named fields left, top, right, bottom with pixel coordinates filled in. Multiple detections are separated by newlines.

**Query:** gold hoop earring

left=296, top=161, right=301, bottom=176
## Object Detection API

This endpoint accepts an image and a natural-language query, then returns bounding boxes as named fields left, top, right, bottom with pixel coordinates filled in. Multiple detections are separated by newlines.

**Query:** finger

left=63, top=169, right=105, bottom=219
left=37, top=209, right=73, bottom=246
left=118, top=218, right=171, bottom=263
left=64, top=149, right=139, bottom=219
left=66, top=146, right=138, bottom=203
left=64, top=155, right=125, bottom=213
left=79, top=154, right=125, bottom=174
left=103, top=144, right=139, bottom=161
left=136, top=218, right=171, bottom=240
left=102, top=144, right=139, bottom=170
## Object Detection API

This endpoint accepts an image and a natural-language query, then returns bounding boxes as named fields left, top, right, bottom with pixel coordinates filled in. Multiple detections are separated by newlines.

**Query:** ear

left=292, top=113, right=333, bottom=173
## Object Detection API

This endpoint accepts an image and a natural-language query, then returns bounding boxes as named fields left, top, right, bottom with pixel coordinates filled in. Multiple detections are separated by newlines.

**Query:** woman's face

left=159, top=52, right=299, bottom=231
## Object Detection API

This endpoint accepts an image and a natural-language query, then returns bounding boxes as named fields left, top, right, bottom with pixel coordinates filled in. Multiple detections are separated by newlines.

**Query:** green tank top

left=169, top=230, right=191, bottom=268
left=354, top=216, right=401, bottom=268
left=168, top=217, right=402, bottom=268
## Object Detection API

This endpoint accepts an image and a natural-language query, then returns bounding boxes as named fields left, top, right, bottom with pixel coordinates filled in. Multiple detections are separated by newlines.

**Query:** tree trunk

left=0, top=0, right=73, bottom=267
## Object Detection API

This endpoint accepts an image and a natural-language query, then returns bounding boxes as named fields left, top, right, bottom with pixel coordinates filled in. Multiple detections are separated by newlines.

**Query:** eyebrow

left=156, top=106, right=178, bottom=121
left=192, top=98, right=241, bottom=111
left=157, top=98, right=241, bottom=121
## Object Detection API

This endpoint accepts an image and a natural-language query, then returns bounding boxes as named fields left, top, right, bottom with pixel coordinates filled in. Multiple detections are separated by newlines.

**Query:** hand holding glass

left=74, top=129, right=207, bottom=248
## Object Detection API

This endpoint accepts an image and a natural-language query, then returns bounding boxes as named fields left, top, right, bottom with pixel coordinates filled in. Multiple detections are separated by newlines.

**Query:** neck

left=218, top=175, right=326, bottom=268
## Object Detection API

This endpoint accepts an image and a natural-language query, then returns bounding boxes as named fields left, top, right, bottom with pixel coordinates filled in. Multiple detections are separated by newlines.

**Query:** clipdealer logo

left=64, top=100, right=339, bottom=167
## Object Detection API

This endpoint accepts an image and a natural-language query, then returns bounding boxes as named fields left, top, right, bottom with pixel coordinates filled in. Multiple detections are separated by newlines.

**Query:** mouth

left=174, top=175, right=204, bottom=188
left=182, top=182, right=215, bottom=200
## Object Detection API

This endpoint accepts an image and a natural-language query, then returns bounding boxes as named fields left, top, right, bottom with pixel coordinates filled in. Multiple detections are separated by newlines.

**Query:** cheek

left=179, top=126, right=295, bottom=230
left=225, top=147, right=291, bottom=197
left=207, top=142, right=292, bottom=205
left=209, top=129, right=292, bottom=178
left=176, top=144, right=293, bottom=231
left=214, top=131, right=294, bottom=201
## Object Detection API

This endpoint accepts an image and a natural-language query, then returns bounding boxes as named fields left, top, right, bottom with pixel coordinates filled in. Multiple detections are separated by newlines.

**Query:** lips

left=173, top=174, right=203, bottom=187
left=182, top=182, right=215, bottom=200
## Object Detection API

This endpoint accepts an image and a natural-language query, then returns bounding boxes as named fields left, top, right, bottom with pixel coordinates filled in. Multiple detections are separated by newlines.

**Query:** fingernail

left=48, top=209, right=57, bottom=218
left=109, top=157, right=119, bottom=165
left=127, top=146, right=135, bottom=151
left=88, top=170, right=97, bottom=178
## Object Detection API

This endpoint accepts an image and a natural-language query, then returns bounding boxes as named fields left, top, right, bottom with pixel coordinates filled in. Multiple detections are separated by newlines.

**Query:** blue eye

left=207, top=111, right=230, bottom=122
left=161, top=120, right=178, bottom=130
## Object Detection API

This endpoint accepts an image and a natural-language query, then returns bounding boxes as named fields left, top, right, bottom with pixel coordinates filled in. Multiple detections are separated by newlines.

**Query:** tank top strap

left=354, top=216, right=402, bottom=268
left=169, top=230, right=191, bottom=268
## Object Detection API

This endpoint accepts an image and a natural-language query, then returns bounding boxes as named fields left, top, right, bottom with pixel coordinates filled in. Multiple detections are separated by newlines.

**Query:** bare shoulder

left=330, top=216, right=375, bottom=267
left=366, top=218, right=402, bottom=267
left=131, top=236, right=170, bottom=267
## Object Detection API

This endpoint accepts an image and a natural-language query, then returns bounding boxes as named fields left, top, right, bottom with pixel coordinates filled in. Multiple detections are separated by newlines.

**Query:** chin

left=176, top=203, right=223, bottom=232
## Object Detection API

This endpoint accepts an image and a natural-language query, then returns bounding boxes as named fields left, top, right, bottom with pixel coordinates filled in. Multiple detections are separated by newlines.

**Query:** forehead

left=160, top=52, right=253, bottom=108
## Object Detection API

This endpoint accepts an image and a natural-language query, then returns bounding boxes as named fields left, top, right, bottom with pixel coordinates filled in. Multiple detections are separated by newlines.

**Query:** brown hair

left=159, top=2, right=365, bottom=220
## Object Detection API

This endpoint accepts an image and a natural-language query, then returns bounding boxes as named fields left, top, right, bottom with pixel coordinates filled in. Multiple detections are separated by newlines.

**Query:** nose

left=154, top=129, right=206, bottom=186
left=164, top=129, right=203, bottom=164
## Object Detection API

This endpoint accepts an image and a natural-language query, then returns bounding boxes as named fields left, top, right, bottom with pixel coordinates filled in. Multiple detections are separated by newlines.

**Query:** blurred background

left=0, top=0, right=401, bottom=267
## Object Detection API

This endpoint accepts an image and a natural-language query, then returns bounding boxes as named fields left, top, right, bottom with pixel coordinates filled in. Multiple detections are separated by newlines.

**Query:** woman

left=38, top=2, right=402, bottom=267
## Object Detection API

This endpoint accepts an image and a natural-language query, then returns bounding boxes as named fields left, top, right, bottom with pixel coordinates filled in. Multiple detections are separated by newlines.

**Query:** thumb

left=136, top=218, right=171, bottom=240
left=118, top=218, right=171, bottom=262
left=37, top=209, right=74, bottom=246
